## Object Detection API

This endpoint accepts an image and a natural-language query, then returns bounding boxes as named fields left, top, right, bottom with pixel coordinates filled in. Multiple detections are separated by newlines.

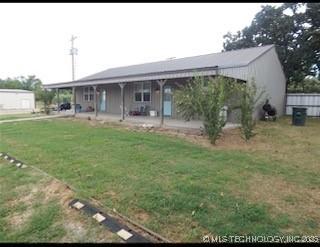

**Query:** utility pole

left=70, top=35, right=78, bottom=81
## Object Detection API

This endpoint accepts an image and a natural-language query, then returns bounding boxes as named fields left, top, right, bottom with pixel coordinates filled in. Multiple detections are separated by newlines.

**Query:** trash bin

left=292, top=107, right=307, bottom=126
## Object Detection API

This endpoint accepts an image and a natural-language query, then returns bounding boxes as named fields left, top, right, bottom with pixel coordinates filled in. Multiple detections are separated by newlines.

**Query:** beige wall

left=74, top=79, right=191, bottom=119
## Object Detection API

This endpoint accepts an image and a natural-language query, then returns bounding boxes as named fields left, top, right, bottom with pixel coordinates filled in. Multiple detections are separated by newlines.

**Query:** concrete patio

left=74, top=112, right=240, bottom=130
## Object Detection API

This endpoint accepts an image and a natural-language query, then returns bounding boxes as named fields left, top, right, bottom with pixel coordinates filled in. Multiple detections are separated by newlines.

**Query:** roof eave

left=44, top=66, right=220, bottom=89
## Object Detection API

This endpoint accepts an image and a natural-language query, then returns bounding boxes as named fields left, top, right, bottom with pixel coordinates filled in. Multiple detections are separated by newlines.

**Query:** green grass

left=0, top=113, right=44, bottom=121
left=0, top=160, right=121, bottom=242
left=0, top=117, right=319, bottom=241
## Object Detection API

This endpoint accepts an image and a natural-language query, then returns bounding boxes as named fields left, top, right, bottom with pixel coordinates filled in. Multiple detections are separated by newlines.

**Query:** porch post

left=56, top=88, right=60, bottom=113
left=157, top=80, right=166, bottom=127
left=119, top=82, right=126, bottom=120
left=93, top=85, right=97, bottom=118
left=72, top=86, right=76, bottom=115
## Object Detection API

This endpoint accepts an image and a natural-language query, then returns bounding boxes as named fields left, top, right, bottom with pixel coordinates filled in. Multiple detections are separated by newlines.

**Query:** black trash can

left=292, top=107, right=307, bottom=126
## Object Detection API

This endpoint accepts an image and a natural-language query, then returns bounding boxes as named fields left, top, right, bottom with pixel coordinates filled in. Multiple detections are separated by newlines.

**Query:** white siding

left=219, top=66, right=248, bottom=81
left=0, top=91, right=35, bottom=111
left=246, top=47, right=287, bottom=118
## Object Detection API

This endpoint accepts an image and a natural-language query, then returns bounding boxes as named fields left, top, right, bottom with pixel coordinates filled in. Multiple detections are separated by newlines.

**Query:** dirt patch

left=7, top=182, right=43, bottom=208
left=41, top=179, right=73, bottom=207
left=133, top=209, right=150, bottom=224
left=7, top=209, right=33, bottom=229
left=230, top=173, right=320, bottom=230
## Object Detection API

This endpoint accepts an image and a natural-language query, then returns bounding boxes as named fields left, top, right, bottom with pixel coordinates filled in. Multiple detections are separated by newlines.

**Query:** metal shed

left=0, top=89, right=35, bottom=113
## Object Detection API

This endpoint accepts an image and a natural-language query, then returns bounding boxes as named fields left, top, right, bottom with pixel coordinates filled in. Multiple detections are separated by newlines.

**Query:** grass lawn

left=0, top=160, right=122, bottom=242
left=0, top=113, right=45, bottom=121
left=0, top=117, right=319, bottom=241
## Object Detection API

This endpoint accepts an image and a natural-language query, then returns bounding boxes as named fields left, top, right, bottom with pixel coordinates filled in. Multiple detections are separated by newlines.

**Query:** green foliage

left=53, top=90, right=72, bottom=104
left=287, top=78, right=320, bottom=93
left=0, top=75, right=44, bottom=101
left=38, top=90, right=56, bottom=114
left=175, top=76, right=236, bottom=144
left=237, top=80, right=265, bottom=141
left=223, top=3, right=320, bottom=85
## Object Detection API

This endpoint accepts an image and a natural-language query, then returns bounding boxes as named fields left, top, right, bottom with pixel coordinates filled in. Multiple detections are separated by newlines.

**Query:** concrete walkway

left=0, top=113, right=73, bottom=124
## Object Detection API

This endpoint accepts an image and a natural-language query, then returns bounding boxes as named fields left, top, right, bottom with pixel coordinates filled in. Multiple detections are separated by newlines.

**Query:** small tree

left=38, top=89, right=56, bottom=115
left=238, top=80, right=265, bottom=141
left=175, top=76, right=235, bottom=144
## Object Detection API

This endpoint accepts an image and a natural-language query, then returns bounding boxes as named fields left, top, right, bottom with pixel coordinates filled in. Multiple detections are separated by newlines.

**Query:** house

left=0, top=89, right=35, bottom=113
left=44, top=44, right=286, bottom=126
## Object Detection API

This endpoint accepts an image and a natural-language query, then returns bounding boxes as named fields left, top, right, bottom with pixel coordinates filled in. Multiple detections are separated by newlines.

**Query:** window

left=83, top=87, right=94, bottom=102
left=134, top=82, right=151, bottom=102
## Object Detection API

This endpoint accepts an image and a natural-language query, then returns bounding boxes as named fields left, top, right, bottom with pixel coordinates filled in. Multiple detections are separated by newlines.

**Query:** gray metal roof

left=44, top=44, right=274, bottom=89
left=0, top=89, right=33, bottom=93
left=80, top=45, right=274, bottom=81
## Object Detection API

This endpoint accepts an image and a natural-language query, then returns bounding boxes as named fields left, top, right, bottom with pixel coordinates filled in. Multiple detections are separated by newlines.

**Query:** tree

left=223, top=3, right=320, bottom=87
left=287, top=78, right=320, bottom=93
left=38, top=89, right=56, bottom=114
left=0, top=75, right=44, bottom=102
left=174, top=76, right=236, bottom=144
left=237, top=80, right=265, bottom=141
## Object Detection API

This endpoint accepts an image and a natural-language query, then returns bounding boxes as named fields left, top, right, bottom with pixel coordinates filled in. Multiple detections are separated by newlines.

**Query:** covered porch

left=54, top=78, right=201, bottom=127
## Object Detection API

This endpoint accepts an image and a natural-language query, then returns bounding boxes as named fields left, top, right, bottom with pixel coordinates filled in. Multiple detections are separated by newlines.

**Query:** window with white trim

left=83, top=87, right=94, bottom=102
left=134, top=82, right=151, bottom=102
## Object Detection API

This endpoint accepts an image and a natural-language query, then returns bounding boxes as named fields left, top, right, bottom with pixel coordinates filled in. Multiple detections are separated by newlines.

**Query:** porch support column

left=119, top=82, right=126, bottom=121
left=157, top=80, right=166, bottom=127
left=56, top=88, right=60, bottom=113
left=72, top=87, right=76, bottom=115
left=93, top=85, right=97, bottom=118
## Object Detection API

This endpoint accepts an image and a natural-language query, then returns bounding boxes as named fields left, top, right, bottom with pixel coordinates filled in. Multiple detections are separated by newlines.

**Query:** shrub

left=238, top=80, right=264, bottom=141
left=175, top=76, right=235, bottom=144
left=38, top=89, right=56, bottom=115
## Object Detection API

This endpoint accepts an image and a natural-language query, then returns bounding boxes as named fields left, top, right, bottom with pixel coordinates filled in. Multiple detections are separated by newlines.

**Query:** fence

left=286, top=93, right=320, bottom=117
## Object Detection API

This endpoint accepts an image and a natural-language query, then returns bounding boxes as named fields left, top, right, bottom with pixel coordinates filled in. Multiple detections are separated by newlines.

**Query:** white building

left=0, top=89, right=35, bottom=113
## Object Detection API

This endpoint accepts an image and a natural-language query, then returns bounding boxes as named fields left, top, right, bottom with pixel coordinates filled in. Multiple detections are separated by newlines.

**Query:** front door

left=99, top=89, right=106, bottom=112
left=163, top=86, right=172, bottom=117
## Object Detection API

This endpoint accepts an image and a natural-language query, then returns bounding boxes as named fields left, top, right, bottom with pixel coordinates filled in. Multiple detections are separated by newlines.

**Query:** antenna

left=70, top=35, right=78, bottom=81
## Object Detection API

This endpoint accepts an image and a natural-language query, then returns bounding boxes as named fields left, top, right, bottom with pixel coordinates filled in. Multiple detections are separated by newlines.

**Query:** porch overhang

left=43, top=66, right=219, bottom=89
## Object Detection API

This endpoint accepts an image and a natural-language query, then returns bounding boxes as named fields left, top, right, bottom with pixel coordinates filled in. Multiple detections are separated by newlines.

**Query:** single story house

left=0, top=89, right=35, bottom=113
left=44, top=44, right=286, bottom=125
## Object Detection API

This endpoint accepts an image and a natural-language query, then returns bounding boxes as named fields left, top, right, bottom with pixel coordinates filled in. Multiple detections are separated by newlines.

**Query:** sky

left=0, top=3, right=282, bottom=85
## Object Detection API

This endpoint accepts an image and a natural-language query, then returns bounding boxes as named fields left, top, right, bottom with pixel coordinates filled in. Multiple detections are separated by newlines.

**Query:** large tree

left=223, top=3, right=320, bottom=87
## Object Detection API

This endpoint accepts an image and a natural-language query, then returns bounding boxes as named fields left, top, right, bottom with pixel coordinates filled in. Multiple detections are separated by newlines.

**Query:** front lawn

left=0, top=117, right=319, bottom=241
left=0, top=113, right=44, bottom=121
left=0, top=160, right=121, bottom=242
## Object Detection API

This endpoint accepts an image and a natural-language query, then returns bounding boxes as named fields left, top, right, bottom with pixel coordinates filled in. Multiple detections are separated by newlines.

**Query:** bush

left=238, top=80, right=264, bottom=141
left=38, top=89, right=56, bottom=115
left=175, top=76, right=236, bottom=144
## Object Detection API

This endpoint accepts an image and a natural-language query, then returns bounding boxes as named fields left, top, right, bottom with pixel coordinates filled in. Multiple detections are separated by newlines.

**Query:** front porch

left=54, top=76, right=239, bottom=129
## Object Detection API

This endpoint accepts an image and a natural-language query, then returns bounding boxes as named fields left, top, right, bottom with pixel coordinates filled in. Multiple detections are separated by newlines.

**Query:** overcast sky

left=0, top=3, right=282, bottom=85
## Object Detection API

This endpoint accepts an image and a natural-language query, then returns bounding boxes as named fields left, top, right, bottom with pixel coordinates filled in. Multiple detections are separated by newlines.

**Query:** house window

left=83, top=87, right=94, bottom=102
left=134, top=82, right=151, bottom=102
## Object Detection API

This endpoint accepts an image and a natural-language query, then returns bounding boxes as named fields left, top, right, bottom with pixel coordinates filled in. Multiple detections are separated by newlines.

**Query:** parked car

left=59, top=102, right=71, bottom=111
